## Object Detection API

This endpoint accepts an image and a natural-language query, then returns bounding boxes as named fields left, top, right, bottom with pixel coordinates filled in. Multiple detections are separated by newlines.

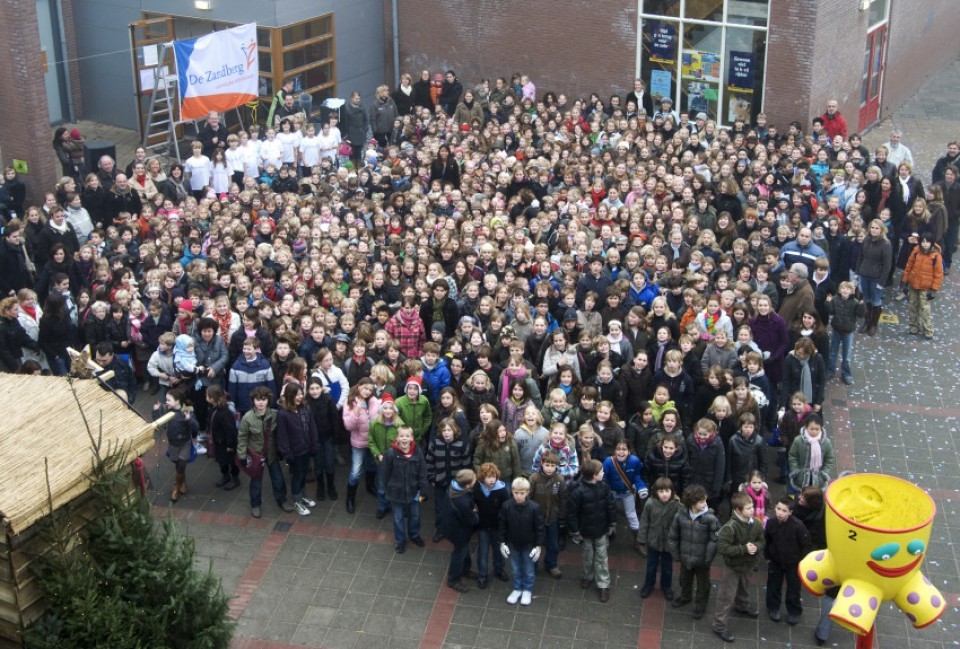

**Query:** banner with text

left=727, top=51, right=755, bottom=92
left=174, top=23, right=259, bottom=121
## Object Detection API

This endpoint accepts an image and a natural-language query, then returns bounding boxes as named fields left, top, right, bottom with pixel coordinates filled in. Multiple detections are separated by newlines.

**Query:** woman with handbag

left=237, top=385, right=290, bottom=518
left=154, top=389, right=199, bottom=503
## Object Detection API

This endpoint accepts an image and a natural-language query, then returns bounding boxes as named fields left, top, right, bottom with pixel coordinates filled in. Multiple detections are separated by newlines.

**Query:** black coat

left=307, top=392, right=338, bottom=442
left=0, top=239, right=31, bottom=298
left=197, top=122, right=229, bottom=159
left=726, top=431, right=768, bottom=488
left=106, top=187, right=143, bottom=223
left=343, top=101, right=369, bottom=146
left=382, top=445, right=429, bottom=504
left=498, top=498, right=545, bottom=549
left=439, top=79, right=463, bottom=115
left=39, top=313, right=75, bottom=362
left=81, top=186, right=110, bottom=228
left=473, top=482, right=510, bottom=530
left=83, top=315, right=110, bottom=350
left=685, top=434, right=725, bottom=499
left=34, top=223, right=79, bottom=267
left=763, top=514, right=812, bottom=566
left=419, top=296, right=459, bottom=338
left=411, top=79, right=433, bottom=110
left=429, top=159, right=461, bottom=187
left=444, top=485, right=478, bottom=545
left=644, top=443, right=690, bottom=495
left=208, top=406, right=239, bottom=466
left=0, top=315, right=36, bottom=372
left=566, top=479, right=616, bottom=539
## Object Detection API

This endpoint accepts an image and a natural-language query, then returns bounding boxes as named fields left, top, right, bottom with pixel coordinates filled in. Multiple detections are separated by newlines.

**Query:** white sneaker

left=520, top=591, right=532, bottom=606
left=194, top=442, right=207, bottom=455
left=300, top=497, right=317, bottom=508
left=293, top=501, right=311, bottom=516
left=507, top=590, right=522, bottom=605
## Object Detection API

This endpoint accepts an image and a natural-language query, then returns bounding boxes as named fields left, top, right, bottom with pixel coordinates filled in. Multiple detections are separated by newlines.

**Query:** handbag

left=236, top=416, right=270, bottom=479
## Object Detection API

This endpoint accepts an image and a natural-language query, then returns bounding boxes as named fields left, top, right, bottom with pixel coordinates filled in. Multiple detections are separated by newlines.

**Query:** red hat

left=70, top=128, right=82, bottom=140
left=380, top=392, right=395, bottom=405
left=405, top=376, right=422, bottom=395
left=460, top=124, right=470, bottom=132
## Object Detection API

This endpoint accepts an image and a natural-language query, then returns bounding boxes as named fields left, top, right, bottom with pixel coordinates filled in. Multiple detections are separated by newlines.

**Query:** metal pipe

left=392, top=0, right=400, bottom=87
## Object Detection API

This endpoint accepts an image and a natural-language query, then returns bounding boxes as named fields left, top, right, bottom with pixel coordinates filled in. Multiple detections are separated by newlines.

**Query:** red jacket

left=903, top=245, right=944, bottom=291
left=819, top=111, right=847, bottom=140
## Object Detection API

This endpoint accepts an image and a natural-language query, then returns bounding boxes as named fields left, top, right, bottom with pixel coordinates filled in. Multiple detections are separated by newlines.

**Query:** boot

left=326, top=473, right=339, bottom=501
left=346, top=484, right=357, bottom=514
left=364, top=471, right=378, bottom=496
left=315, top=476, right=326, bottom=502
left=215, top=473, right=231, bottom=488
left=178, top=475, right=188, bottom=494
left=170, top=476, right=181, bottom=502
left=867, top=305, right=882, bottom=337
left=858, top=305, right=872, bottom=334
left=223, top=476, right=240, bottom=491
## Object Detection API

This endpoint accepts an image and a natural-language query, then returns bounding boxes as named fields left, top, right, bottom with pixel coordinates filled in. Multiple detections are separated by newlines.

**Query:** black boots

left=346, top=484, right=357, bottom=514
left=867, top=305, right=882, bottom=336
left=364, top=471, right=377, bottom=496
left=326, top=473, right=339, bottom=501
left=859, top=305, right=873, bottom=334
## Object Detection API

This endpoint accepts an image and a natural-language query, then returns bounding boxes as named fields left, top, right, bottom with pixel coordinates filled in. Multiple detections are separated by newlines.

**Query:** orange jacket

left=903, top=245, right=944, bottom=291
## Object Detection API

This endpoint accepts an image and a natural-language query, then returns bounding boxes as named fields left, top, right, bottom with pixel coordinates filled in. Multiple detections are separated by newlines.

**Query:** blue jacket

left=603, top=454, right=647, bottom=495
left=421, top=356, right=451, bottom=405
left=228, top=353, right=276, bottom=414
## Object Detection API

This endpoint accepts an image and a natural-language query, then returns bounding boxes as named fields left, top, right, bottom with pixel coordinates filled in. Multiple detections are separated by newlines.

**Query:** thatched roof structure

left=0, top=375, right=156, bottom=536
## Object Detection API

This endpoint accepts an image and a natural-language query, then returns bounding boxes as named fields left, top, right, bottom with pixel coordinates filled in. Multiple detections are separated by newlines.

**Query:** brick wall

left=807, top=0, right=869, bottom=134
left=0, top=0, right=58, bottom=207
left=397, top=0, right=637, bottom=103
left=60, top=0, right=84, bottom=120
left=764, top=0, right=818, bottom=128
left=883, top=0, right=960, bottom=122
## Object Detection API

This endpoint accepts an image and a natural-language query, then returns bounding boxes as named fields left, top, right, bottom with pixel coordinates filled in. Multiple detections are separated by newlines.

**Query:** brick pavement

left=126, top=62, right=960, bottom=649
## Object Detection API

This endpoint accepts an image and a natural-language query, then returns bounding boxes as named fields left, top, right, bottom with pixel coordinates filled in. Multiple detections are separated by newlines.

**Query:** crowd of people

left=0, top=69, right=956, bottom=644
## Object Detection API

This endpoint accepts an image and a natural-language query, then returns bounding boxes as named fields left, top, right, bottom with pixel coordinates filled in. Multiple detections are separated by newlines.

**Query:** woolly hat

left=405, top=376, right=422, bottom=395
left=563, top=308, right=578, bottom=322
left=432, top=321, right=446, bottom=334
left=380, top=392, right=395, bottom=406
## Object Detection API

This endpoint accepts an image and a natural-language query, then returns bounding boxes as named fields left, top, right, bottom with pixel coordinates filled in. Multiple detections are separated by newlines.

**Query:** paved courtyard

left=121, top=65, right=960, bottom=649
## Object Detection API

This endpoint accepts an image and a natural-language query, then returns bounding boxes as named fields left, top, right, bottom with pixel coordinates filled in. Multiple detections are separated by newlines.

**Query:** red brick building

left=391, top=0, right=960, bottom=133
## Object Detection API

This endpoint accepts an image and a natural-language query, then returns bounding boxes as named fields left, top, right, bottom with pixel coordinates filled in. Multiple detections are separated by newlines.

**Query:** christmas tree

left=24, top=387, right=234, bottom=649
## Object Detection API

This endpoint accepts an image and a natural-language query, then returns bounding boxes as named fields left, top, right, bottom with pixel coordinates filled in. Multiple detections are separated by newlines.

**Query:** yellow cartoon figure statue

left=799, top=473, right=945, bottom=636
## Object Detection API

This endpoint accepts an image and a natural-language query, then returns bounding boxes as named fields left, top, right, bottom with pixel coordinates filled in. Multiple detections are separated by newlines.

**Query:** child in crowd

left=712, top=491, right=765, bottom=643
left=739, top=469, right=772, bottom=527
left=426, top=417, right=471, bottom=543
left=638, top=476, right=682, bottom=598
left=824, top=280, right=865, bottom=384
left=668, top=484, right=720, bottom=618
left=444, top=468, right=479, bottom=593
left=472, top=462, right=510, bottom=588
left=787, top=413, right=836, bottom=491
left=382, top=425, right=429, bottom=553
left=603, top=439, right=648, bottom=552
left=764, top=496, right=812, bottom=624
left=529, top=450, right=567, bottom=579
left=498, top=476, right=545, bottom=606
left=567, top=459, right=617, bottom=602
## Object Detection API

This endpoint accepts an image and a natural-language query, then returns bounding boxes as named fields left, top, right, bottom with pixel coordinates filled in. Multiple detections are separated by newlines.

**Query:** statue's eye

left=871, top=542, right=901, bottom=562
left=907, top=540, right=925, bottom=556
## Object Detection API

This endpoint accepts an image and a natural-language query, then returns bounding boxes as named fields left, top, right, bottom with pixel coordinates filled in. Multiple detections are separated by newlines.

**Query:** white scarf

left=801, top=428, right=823, bottom=473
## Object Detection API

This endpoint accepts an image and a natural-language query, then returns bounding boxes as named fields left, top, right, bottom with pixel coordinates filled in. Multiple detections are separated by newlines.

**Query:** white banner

left=174, top=23, right=259, bottom=121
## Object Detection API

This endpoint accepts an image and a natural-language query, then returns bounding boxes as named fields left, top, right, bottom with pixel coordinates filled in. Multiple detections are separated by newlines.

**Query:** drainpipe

left=391, top=0, right=400, bottom=87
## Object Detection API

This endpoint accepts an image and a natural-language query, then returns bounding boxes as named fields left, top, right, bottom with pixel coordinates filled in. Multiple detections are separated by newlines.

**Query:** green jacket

left=369, top=416, right=405, bottom=461
left=237, top=408, right=279, bottom=463
left=787, top=431, right=837, bottom=491
left=717, top=513, right=765, bottom=572
left=396, top=396, right=432, bottom=442
left=473, top=440, right=522, bottom=484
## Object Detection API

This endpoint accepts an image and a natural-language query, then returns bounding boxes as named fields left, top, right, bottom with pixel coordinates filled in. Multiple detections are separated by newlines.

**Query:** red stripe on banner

left=181, top=93, right=258, bottom=120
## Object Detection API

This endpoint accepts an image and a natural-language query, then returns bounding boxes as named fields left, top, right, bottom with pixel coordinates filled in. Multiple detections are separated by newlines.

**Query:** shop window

left=681, top=22, right=722, bottom=121
left=723, top=27, right=766, bottom=125
left=641, top=19, right=680, bottom=105
left=727, top=0, right=769, bottom=27
left=685, top=0, right=724, bottom=22
left=643, top=0, right=681, bottom=18
left=303, top=63, right=334, bottom=91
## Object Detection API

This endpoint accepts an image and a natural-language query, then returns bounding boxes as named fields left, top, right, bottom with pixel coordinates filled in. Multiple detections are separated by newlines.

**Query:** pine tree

left=25, top=384, right=234, bottom=649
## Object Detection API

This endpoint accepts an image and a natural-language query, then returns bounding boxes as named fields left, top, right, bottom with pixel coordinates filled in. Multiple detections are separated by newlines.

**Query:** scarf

left=802, top=428, right=823, bottom=473
left=655, top=341, right=667, bottom=372
left=745, top=483, right=767, bottom=519
left=704, top=309, right=720, bottom=334
left=798, top=356, right=813, bottom=402
left=49, top=219, right=70, bottom=234
left=20, top=304, right=36, bottom=321
left=392, top=439, right=416, bottom=457
left=212, top=310, right=232, bottom=342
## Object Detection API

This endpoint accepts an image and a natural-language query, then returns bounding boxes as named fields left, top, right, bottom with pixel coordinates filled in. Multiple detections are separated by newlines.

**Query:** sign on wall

left=174, top=23, right=259, bottom=121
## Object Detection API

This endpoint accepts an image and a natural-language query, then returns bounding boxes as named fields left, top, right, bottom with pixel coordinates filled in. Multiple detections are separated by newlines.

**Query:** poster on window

left=728, top=95, right=753, bottom=123
left=728, top=51, right=755, bottom=92
left=650, top=69, right=672, bottom=103
left=649, top=22, right=677, bottom=64
left=681, top=50, right=720, bottom=83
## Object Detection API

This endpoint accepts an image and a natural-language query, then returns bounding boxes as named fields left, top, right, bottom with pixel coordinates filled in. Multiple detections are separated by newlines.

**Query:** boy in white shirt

left=299, top=123, right=322, bottom=178
left=183, top=141, right=212, bottom=200
left=225, top=134, right=245, bottom=185
left=259, top=128, right=283, bottom=171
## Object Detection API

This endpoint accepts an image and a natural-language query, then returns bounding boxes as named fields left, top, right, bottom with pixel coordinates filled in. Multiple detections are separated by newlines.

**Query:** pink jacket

left=343, top=396, right=382, bottom=448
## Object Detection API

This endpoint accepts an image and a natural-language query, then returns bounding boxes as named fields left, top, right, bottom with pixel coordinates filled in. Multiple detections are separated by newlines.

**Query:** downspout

left=392, top=0, right=400, bottom=87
